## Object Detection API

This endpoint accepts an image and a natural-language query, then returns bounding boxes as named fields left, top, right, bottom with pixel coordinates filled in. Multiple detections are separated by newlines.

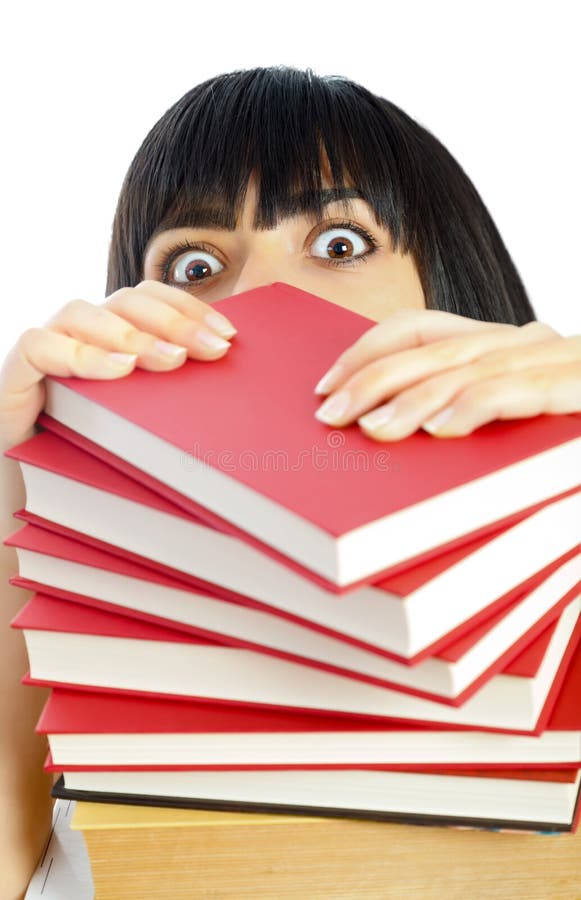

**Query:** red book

left=8, top=523, right=581, bottom=704
left=7, top=431, right=581, bottom=661
left=29, top=281, right=581, bottom=590
left=34, top=631, right=581, bottom=768
left=44, top=753, right=580, bottom=782
left=18, top=590, right=581, bottom=733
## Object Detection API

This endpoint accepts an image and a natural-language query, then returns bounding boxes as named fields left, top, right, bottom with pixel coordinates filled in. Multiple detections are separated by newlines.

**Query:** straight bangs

left=106, top=65, right=535, bottom=325
left=107, top=66, right=419, bottom=291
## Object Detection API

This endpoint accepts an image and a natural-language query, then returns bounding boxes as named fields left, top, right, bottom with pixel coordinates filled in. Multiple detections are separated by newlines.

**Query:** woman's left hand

left=313, top=308, right=581, bottom=440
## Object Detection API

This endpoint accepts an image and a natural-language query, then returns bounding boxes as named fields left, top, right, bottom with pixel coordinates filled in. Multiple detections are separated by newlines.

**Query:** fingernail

left=314, top=390, right=352, bottom=424
left=108, top=352, right=138, bottom=368
left=358, top=402, right=397, bottom=431
left=196, top=329, right=231, bottom=351
left=205, top=310, right=237, bottom=339
left=314, top=363, right=345, bottom=396
left=154, top=340, right=188, bottom=359
left=423, top=406, right=455, bottom=433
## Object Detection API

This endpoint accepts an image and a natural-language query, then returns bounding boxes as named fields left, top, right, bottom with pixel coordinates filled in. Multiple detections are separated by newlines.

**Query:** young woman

left=1, top=65, right=579, bottom=897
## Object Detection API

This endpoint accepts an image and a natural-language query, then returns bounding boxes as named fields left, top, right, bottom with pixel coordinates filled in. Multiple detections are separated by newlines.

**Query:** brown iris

left=327, top=237, right=353, bottom=259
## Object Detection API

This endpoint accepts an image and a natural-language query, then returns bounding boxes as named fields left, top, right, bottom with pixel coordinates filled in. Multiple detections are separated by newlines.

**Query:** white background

left=1, top=0, right=579, bottom=364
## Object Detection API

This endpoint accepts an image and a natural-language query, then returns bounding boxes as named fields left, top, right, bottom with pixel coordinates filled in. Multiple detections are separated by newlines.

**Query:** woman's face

left=142, top=172, right=426, bottom=323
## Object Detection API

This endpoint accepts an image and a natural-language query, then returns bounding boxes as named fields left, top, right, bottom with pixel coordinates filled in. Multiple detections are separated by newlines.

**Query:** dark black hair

left=106, top=65, right=536, bottom=325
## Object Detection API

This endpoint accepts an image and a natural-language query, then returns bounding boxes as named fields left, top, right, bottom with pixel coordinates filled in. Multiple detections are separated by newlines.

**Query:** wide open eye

left=162, top=241, right=225, bottom=284
left=310, top=222, right=377, bottom=265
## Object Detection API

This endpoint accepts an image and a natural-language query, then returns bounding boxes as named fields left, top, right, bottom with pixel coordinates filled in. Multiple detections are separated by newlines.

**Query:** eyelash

left=155, top=220, right=381, bottom=285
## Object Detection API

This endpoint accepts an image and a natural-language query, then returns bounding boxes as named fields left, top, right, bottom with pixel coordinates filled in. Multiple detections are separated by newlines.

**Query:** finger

left=109, top=280, right=237, bottom=339
left=314, top=321, right=560, bottom=427
left=314, top=308, right=511, bottom=395
left=0, top=330, right=138, bottom=448
left=0, top=328, right=138, bottom=398
left=418, top=361, right=581, bottom=438
left=100, top=288, right=232, bottom=359
left=45, top=299, right=193, bottom=371
left=357, top=334, right=581, bottom=440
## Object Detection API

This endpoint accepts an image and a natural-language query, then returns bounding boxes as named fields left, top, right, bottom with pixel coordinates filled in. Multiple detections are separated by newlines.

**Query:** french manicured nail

left=358, top=402, right=397, bottom=431
left=195, top=329, right=231, bottom=351
left=154, top=340, right=188, bottom=359
left=423, top=406, right=455, bottom=433
left=108, top=352, right=138, bottom=367
left=314, top=390, right=352, bottom=424
left=314, top=363, right=345, bottom=395
left=205, top=310, right=237, bottom=339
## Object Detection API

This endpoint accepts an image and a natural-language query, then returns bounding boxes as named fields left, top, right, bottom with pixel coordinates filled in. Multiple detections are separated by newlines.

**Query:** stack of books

left=5, top=284, right=581, bottom=883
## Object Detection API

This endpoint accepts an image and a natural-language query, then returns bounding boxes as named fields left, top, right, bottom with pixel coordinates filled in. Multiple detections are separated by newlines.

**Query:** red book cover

left=27, top=281, right=581, bottom=589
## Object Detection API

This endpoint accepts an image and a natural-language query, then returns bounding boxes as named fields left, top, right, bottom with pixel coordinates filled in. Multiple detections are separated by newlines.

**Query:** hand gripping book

left=32, top=281, right=581, bottom=590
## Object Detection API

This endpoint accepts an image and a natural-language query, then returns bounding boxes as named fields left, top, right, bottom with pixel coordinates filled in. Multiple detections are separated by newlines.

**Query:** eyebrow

left=146, top=187, right=366, bottom=250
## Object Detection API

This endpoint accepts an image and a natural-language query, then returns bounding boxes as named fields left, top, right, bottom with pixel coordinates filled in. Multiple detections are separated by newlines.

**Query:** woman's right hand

left=0, top=280, right=236, bottom=450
